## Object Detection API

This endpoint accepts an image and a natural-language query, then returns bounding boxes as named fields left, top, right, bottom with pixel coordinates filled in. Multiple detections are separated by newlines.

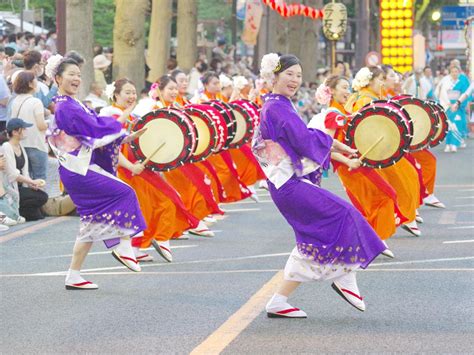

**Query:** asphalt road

left=1, top=143, right=473, bottom=354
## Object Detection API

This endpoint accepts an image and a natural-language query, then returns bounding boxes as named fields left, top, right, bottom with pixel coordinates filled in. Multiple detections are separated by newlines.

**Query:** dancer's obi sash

left=252, top=136, right=319, bottom=189
left=48, top=128, right=124, bottom=175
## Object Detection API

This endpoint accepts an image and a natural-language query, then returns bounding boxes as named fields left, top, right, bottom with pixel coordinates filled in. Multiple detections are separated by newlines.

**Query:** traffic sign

left=441, top=6, right=474, bottom=29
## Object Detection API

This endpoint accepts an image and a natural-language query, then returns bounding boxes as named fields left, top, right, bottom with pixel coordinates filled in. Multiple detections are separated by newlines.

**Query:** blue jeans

left=24, top=147, right=48, bottom=180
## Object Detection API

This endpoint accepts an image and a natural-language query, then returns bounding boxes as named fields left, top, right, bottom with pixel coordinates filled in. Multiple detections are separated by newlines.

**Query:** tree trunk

left=177, top=0, right=198, bottom=72
left=113, top=0, right=148, bottom=94
left=65, top=0, right=93, bottom=99
left=147, top=0, right=172, bottom=81
left=355, top=0, right=369, bottom=70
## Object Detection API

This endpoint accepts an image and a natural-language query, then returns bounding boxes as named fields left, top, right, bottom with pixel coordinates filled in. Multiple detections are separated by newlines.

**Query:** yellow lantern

left=397, top=47, right=405, bottom=56
left=382, top=48, right=390, bottom=56
left=397, top=19, right=405, bottom=28
left=381, top=0, right=389, bottom=10
left=390, top=47, right=398, bottom=56
left=382, top=29, right=390, bottom=37
left=406, top=47, right=413, bottom=56
left=382, top=20, right=390, bottom=28
left=382, top=38, right=391, bottom=47
left=397, top=10, right=403, bottom=18
left=390, top=19, right=397, bottom=28
left=405, top=57, right=413, bottom=65
left=404, top=28, right=412, bottom=37
left=404, top=9, right=412, bottom=18
left=390, top=1, right=397, bottom=9
left=404, top=37, right=413, bottom=46
left=392, top=57, right=399, bottom=65
left=381, top=10, right=389, bottom=19
left=405, top=19, right=413, bottom=27
left=397, top=28, right=405, bottom=37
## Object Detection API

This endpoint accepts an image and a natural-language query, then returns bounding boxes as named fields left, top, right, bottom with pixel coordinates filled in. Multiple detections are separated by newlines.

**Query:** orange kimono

left=327, top=100, right=405, bottom=239
left=103, top=104, right=198, bottom=248
left=229, top=145, right=266, bottom=187
left=410, top=149, right=437, bottom=195
left=351, top=88, right=421, bottom=223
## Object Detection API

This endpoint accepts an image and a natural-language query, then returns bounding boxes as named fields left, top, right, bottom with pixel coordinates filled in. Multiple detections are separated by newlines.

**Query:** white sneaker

left=266, top=301, right=307, bottom=318
left=0, top=215, right=17, bottom=226
left=460, top=141, right=467, bottom=148
left=332, top=272, right=366, bottom=312
left=17, top=216, right=26, bottom=224
left=424, top=194, right=446, bottom=208
left=188, top=220, right=215, bottom=237
left=0, top=224, right=9, bottom=232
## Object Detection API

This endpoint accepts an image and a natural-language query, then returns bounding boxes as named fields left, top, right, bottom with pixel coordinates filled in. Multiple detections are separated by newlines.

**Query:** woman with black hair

left=46, top=56, right=146, bottom=289
left=254, top=53, right=386, bottom=317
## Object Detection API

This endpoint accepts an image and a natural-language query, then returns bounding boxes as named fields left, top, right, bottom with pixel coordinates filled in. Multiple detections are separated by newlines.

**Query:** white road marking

left=221, top=208, right=261, bottom=213
left=456, top=196, right=474, bottom=199
left=1, top=255, right=473, bottom=278
left=438, top=211, right=457, bottom=224
left=5, top=245, right=199, bottom=262
left=453, top=204, right=474, bottom=207
left=459, top=189, right=474, bottom=192
left=221, top=200, right=273, bottom=205
left=1, top=268, right=473, bottom=278
left=448, top=226, right=474, bottom=230
left=443, top=240, right=474, bottom=244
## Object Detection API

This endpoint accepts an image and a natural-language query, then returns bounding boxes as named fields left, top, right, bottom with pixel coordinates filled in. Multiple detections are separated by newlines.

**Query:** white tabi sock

left=65, top=269, right=86, bottom=284
left=267, top=293, right=288, bottom=308
left=115, top=237, right=135, bottom=259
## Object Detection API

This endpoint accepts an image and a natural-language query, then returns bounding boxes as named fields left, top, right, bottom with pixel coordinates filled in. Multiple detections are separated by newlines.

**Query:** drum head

left=346, top=103, right=411, bottom=169
left=132, top=108, right=197, bottom=171
left=228, top=103, right=254, bottom=148
left=392, top=95, right=438, bottom=151
left=204, top=100, right=237, bottom=149
left=183, top=105, right=219, bottom=163
left=427, top=101, right=449, bottom=148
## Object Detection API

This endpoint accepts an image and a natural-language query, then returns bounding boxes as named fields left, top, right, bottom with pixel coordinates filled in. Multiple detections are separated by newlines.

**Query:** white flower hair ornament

left=315, top=83, right=332, bottom=105
left=105, top=82, right=116, bottom=101
left=45, top=54, right=64, bottom=79
left=232, top=75, right=248, bottom=91
left=352, top=67, right=373, bottom=91
left=260, top=53, right=280, bottom=84
left=219, top=74, right=233, bottom=89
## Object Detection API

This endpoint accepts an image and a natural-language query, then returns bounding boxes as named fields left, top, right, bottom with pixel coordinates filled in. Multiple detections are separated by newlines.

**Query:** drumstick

left=143, top=142, right=166, bottom=165
left=359, top=136, right=384, bottom=161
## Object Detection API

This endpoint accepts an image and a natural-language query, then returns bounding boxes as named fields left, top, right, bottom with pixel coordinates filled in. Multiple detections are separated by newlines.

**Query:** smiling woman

left=252, top=53, right=387, bottom=318
left=46, top=55, right=147, bottom=290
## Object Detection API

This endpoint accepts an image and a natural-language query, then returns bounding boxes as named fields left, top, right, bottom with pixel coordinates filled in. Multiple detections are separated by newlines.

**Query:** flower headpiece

left=219, top=74, right=232, bottom=88
left=315, top=83, right=332, bottom=105
left=105, top=82, right=116, bottom=101
left=45, top=54, right=64, bottom=79
left=149, top=82, right=160, bottom=100
left=260, top=53, right=280, bottom=84
left=232, top=75, right=248, bottom=91
left=352, top=67, right=373, bottom=91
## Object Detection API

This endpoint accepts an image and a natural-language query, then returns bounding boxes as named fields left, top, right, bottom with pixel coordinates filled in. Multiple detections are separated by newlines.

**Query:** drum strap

left=199, top=160, right=227, bottom=201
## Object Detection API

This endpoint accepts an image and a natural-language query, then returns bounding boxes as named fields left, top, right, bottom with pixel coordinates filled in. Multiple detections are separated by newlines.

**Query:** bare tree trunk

left=147, top=0, right=172, bottom=81
left=355, top=0, right=369, bottom=70
left=113, top=0, right=148, bottom=93
left=177, top=0, right=197, bottom=72
left=65, top=0, right=93, bottom=99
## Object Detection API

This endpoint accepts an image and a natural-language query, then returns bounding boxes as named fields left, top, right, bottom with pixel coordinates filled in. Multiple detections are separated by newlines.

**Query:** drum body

left=204, top=100, right=237, bottom=149
left=345, top=101, right=412, bottom=169
left=427, top=101, right=449, bottom=148
left=131, top=108, right=197, bottom=171
left=228, top=102, right=254, bottom=148
left=391, top=95, right=438, bottom=151
left=231, top=99, right=261, bottom=128
left=183, top=105, right=219, bottom=163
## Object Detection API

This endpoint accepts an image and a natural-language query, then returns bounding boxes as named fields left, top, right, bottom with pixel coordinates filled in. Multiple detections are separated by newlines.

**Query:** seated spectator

left=0, top=152, right=17, bottom=229
left=2, top=118, right=48, bottom=221
left=85, top=82, right=108, bottom=110
left=10, top=71, right=48, bottom=180
left=93, top=54, right=111, bottom=92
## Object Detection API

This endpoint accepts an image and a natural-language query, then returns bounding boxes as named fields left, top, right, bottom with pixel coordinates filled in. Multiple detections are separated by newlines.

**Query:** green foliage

left=93, top=0, right=115, bottom=47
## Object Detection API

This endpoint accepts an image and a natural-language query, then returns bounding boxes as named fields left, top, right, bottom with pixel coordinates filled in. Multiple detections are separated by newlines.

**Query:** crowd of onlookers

left=0, top=29, right=472, bottom=232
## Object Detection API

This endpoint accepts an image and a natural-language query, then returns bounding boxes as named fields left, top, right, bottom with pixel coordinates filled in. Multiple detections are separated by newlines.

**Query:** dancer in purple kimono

left=46, top=56, right=147, bottom=290
left=253, top=54, right=387, bottom=318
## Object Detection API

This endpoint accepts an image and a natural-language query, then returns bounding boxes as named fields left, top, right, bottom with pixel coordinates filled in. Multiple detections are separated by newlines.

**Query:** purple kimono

left=253, top=94, right=384, bottom=280
left=49, top=95, right=146, bottom=247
